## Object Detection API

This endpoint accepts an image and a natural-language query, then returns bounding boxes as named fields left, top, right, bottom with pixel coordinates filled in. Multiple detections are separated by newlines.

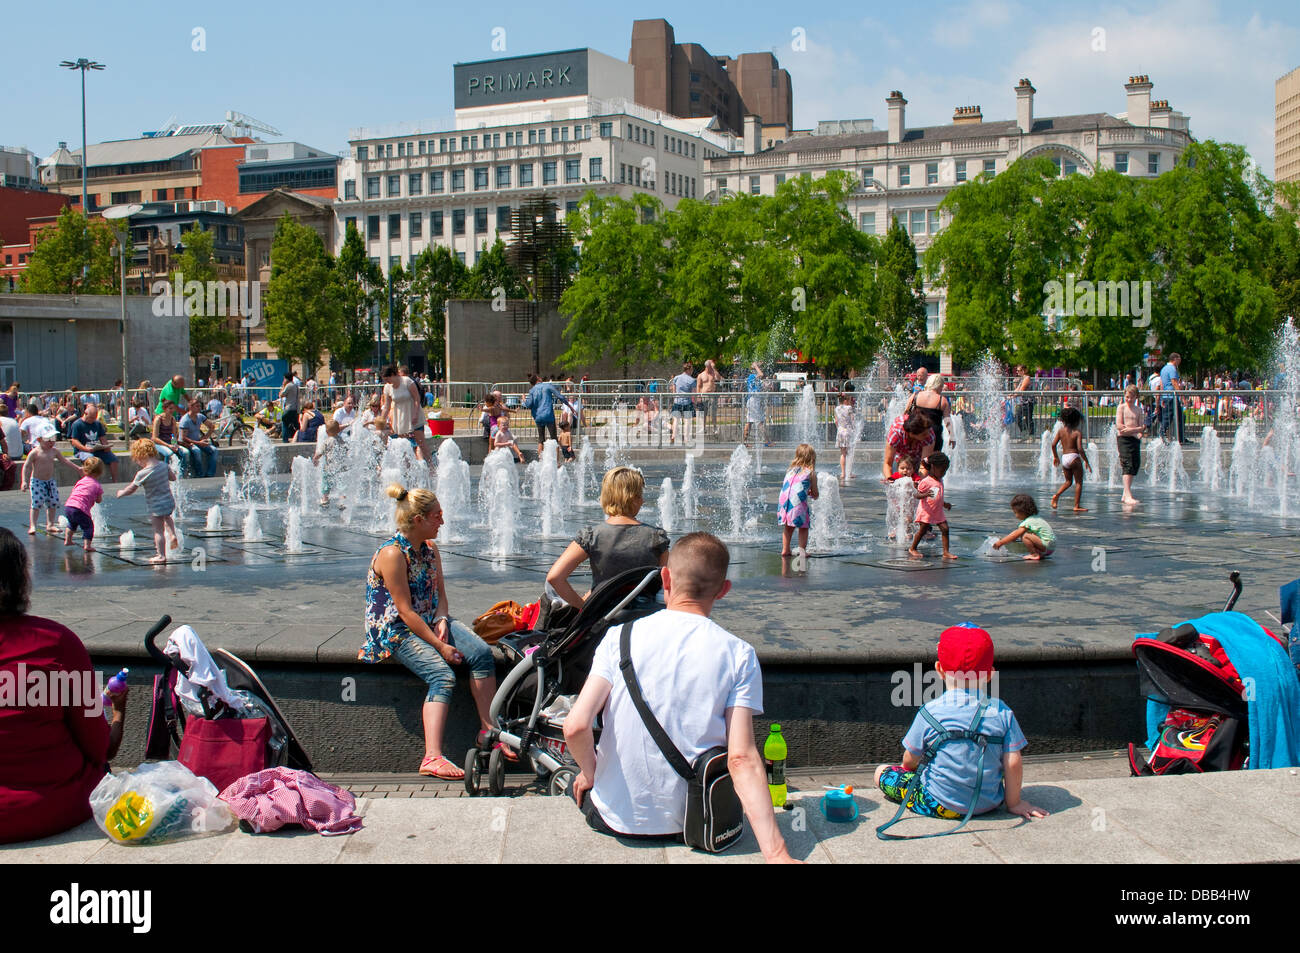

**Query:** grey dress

left=574, top=522, right=670, bottom=590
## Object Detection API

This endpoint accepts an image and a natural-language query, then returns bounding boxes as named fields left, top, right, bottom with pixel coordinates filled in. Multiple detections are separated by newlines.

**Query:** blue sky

left=4, top=0, right=1297, bottom=176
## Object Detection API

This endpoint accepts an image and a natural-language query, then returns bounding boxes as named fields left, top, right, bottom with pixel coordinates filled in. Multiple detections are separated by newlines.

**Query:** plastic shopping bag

left=90, top=761, right=236, bottom=845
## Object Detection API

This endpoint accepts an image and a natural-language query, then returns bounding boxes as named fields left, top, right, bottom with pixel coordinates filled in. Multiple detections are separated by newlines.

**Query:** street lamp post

left=103, top=204, right=142, bottom=430
left=58, top=58, right=105, bottom=217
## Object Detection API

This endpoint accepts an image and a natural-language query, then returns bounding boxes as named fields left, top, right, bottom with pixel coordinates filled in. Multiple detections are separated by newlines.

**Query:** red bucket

left=428, top=417, right=454, bottom=436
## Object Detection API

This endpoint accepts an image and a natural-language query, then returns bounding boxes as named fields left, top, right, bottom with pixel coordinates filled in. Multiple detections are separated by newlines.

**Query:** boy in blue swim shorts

left=875, top=625, right=1048, bottom=821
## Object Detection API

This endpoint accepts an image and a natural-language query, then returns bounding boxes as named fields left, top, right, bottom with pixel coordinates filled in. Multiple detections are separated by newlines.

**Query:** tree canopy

left=21, top=206, right=118, bottom=295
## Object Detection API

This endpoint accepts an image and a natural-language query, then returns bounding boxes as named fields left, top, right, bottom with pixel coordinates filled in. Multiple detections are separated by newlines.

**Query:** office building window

left=599, top=121, right=612, bottom=137
left=439, top=139, right=448, bottom=152
left=366, top=176, right=380, bottom=198
left=410, top=212, right=422, bottom=238
left=344, top=180, right=356, bottom=200
left=566, top=201, right=578, bottom=214
left=388, top=214, right=401, bottom=238
left=955, top=161, right=966, bottom=183
left=634, top=167, right=641, bottom=187
left=984, top=159, right=996, bottom=175
left=1148, top=152, right=1159, bottom=174
left=565, top=158, right=580, bottom=183
left=460, top=137, right=469, bottom=150
left=559, top=127, right=568, bottom=142
left=387, top=175, right=400, bottom=197
left=859, top=212, right=876, bottom=233
left=418, top=141, right=426, bottom=155
left=718, top=177, right=727, bottom=193
left=408, top=173, right=422, bottom=196
left=474, top=208, right=488, bottom=233
left=910, top=210, right=925, bottom=235
left=776, top=173, right=786, bottom=187
left=456, top=252, right=466, bottom=264
left=470, top=136, right=478, bottom=150
left=452, top=209, right=465, bottom=235
left=926, top=301, right=941, bottom=338
left=431, top=170, right=444, bottom=192
left=543, top=161, right=557, bottom=185
left=528, top=129, right=537, bottom=145
left=474, top=167, right=488, bottom=190
left=625, top=124, right=632, bottom=139
left=389, top=255, right=401, bottom=272
left=367, top=215, right=379, bottom=240
left=496, top=165, right=510, bottom=187
left=1115, top=152, right=1129, bottom=173
left=506, top=132, right=514, bottom=146
left=345, top=216, right=357, bottom=234
left=452, top=169, right=465, bottom=192
left=519, top=164, right=534, bottom=186
left=497, top=206, right=511, bottom=230
left=397, top=142, right=405, bottom=157
left=589, top=157, right=603, bottom=180
left=899, top=165, right=910, bottom=186
left=750, top=175, right=761, bottom=195
left=492, top=134, right=500, bottom=148
left=357, top=145, right=368, bottom=161
left=430, top=211, right=444, bottom=235
left=928, top=209, right=940, bottom=234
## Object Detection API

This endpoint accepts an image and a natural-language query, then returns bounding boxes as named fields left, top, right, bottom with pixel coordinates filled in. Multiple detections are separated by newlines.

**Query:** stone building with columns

left=704, top=75, right=1193, bottom=370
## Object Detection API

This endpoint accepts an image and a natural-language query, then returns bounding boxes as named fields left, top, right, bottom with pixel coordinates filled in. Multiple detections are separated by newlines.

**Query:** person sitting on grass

left=875, top=624, right=1047, bottom=825
left=992, top=493, right=1056, bottom=561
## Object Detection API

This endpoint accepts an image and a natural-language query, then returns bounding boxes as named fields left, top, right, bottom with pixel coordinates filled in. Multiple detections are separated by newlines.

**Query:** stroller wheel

left=488, top=745, right=507, bottom=796
left=548, top=766, right=577, bottom=798
left=463, top=748, right=483, bottom=796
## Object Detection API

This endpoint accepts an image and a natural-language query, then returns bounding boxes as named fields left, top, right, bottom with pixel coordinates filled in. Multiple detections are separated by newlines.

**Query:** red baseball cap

left=938, top=624, right=995, bottom=676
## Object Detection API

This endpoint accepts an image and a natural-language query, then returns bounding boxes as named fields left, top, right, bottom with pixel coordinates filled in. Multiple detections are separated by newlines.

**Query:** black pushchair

left=463, top=567, right=664, bottom=797
left=143, top=615, right=312, bottom=792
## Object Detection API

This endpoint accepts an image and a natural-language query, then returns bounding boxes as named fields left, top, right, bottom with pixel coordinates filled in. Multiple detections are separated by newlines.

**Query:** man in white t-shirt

left=332, top=394, right=358, bottom=429
left=564, top=532, right=796, bottom=863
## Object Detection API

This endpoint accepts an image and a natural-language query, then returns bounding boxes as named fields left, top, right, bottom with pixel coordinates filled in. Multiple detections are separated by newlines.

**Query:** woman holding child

left=882, top=412, right=936, bottom=482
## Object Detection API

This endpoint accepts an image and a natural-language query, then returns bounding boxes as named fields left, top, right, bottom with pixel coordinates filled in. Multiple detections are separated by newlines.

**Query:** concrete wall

left=445, top=297, right=679, bottom=383
left=0, top=293, right=188, bottom=390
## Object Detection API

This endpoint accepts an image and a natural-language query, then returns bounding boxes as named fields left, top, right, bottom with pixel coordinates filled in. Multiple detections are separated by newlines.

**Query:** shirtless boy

left=21, top=434, right=84, bottom=534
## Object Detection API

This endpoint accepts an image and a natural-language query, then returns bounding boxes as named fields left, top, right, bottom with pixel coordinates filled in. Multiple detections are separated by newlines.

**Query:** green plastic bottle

left=764, top=724, right=788, bottom=806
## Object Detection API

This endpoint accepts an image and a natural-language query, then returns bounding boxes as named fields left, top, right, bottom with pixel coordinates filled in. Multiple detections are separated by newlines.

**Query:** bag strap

left=877, top=697, right=1002, bottom=841
left=618, top=619, right=695, bottom=782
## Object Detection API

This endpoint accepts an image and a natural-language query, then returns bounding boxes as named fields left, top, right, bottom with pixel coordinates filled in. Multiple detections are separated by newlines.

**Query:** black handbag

left=618, top=619, right=745, bottom=853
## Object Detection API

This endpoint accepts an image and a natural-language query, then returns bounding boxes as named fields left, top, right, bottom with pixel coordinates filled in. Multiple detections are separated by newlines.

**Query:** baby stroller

left=143, top=615, right=313, bottom=792
left=464, top=566, right=664, bottom=797
left=1128, top=572, right=1300, bottom=776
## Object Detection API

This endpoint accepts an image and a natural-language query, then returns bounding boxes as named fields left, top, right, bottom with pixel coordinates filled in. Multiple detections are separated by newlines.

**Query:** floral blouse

left=359, top=532, right=439, bottom=663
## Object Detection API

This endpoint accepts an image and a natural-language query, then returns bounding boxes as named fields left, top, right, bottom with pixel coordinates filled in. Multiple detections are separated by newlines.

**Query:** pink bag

left=177, top=717, right=271, bottom=793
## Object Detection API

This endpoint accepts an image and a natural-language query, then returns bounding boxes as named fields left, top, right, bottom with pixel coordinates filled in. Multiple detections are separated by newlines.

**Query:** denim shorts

left=393, top=619, right=494, bottom=704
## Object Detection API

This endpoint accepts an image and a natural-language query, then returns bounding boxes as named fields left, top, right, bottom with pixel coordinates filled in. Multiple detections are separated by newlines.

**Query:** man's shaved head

left=666, top=532, right=730, bottom=600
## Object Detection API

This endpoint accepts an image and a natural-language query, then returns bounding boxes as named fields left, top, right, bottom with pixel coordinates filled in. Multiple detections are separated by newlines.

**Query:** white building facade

left=337, top=48, right=738, bottom=275
left=705, top=75, right=1193, bottom=366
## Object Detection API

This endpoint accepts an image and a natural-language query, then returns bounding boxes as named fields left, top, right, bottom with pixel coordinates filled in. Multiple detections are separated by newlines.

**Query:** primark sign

left=454, top=49, right=589, bottom=108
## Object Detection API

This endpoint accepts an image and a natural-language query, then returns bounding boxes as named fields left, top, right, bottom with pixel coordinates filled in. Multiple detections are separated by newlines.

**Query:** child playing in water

left=993, top=493, right=1055, bottom=561
left=910, top=452, right=956, bottom=560
left=1050, top=407, right=1091, bottom=511
left=63, top=456, right=105, bottom=551
left=835, top=393, right=856, bottom=484
left=493, top=411, right=526, bottom=463
left=116, top=438, right=178, bottom=563
left=21, top=433, right=83, bottom=534
left=314, top=417, right=344, bottom=507
left=778, top=443, right=819, bottom=556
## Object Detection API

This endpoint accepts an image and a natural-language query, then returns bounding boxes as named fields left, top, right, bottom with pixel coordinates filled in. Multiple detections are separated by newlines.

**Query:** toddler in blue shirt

left=875, top=625, right=1048, bottom=821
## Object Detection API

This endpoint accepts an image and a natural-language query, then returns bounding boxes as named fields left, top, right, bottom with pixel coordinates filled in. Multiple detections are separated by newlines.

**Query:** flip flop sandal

left=494, top=742, right=520, bottom=763
left=419, top=755, right=465, bottom=780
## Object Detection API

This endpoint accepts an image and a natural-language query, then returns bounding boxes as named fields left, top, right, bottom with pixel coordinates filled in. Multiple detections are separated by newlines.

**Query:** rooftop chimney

left=58, top=141, right=67, bottom=150
left=1125, top=74, right=1153, bottom=127
left=887, top=90, right=907, bottom=144
left=743, top=115, right=761, bottom=155
left=952, top=105, right=983, bottom=125
left=1015, top=78, right=1035, bottom=134
left=1149, top=98, right=1171, bottom=129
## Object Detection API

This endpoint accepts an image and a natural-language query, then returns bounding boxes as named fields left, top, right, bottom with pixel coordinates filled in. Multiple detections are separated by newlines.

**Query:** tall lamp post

left=102, top=204, right=142, bottom=430
left=58, top=59, right=105, bottom=216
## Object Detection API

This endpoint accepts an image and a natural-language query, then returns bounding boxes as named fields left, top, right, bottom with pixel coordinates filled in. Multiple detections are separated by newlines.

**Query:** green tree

left=408, top=244, right=470, bottom=372
left=463, top=238, right=525, bottom=299
left=20, top=206, right=118, bottom=294
left=170, top=223, right=236, bottom=362
left=873, top=217, right=926, bottom=367
left=263, top=214, right=343, bottom=374
left=1267, top=181, right=1300, bottom=323
left=1147, top=141, right=1277, bottom=372
left=332, top=221, right=384, bottom=373
left=559, top=193, right=668, bottom=376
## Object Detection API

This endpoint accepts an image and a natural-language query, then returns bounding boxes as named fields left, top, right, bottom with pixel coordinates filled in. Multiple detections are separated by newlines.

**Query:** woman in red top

left=0, top=527, right=127, bottom=843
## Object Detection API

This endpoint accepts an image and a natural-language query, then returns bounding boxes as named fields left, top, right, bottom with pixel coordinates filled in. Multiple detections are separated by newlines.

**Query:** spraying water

left=242, top=429, right=275, bottom=505
left=205, top=504, right=223, bottom=531
left=222, top=471, right=240, bottom=502
left=575, top=438, right=594, bottom=506
left=680, top=454, right=696, bottom=521
left=1101, top=424, right=1121, bottom=489
left=168, top=453, right=188, bottom=522
left=809, top=470, right=848, bottom=552
left=478, top=448, right=520, bottom=557
left=284, top=508, right=303, bottom=552
left=90, top=503, right=110, bottom=541
left=436, top=439, right=472, bottom=544
left=722, top=445, right=757, bottom=541
left=242, top=507, right=264, bottom=542
left=658, top=477, right=676, bottom=534
left=973, top=356, right=1012, bottom=486
left=118, top=530, right=135, bottom=551
left=1200, top=427, right=1225, bottom=491
left=794, top=383, right=819, bottom=449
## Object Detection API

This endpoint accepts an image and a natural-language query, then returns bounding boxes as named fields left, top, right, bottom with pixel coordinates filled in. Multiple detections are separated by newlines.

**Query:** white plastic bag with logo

left=90, top=760, right=236, bottom=845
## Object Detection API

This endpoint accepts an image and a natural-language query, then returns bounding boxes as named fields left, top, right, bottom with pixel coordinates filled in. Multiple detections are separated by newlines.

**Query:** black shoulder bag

left=618, top=619, right=744, bottom=853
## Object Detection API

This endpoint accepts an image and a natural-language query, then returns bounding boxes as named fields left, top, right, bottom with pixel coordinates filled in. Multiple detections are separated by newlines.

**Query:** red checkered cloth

left=219, top=767, right=363, bottom=836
